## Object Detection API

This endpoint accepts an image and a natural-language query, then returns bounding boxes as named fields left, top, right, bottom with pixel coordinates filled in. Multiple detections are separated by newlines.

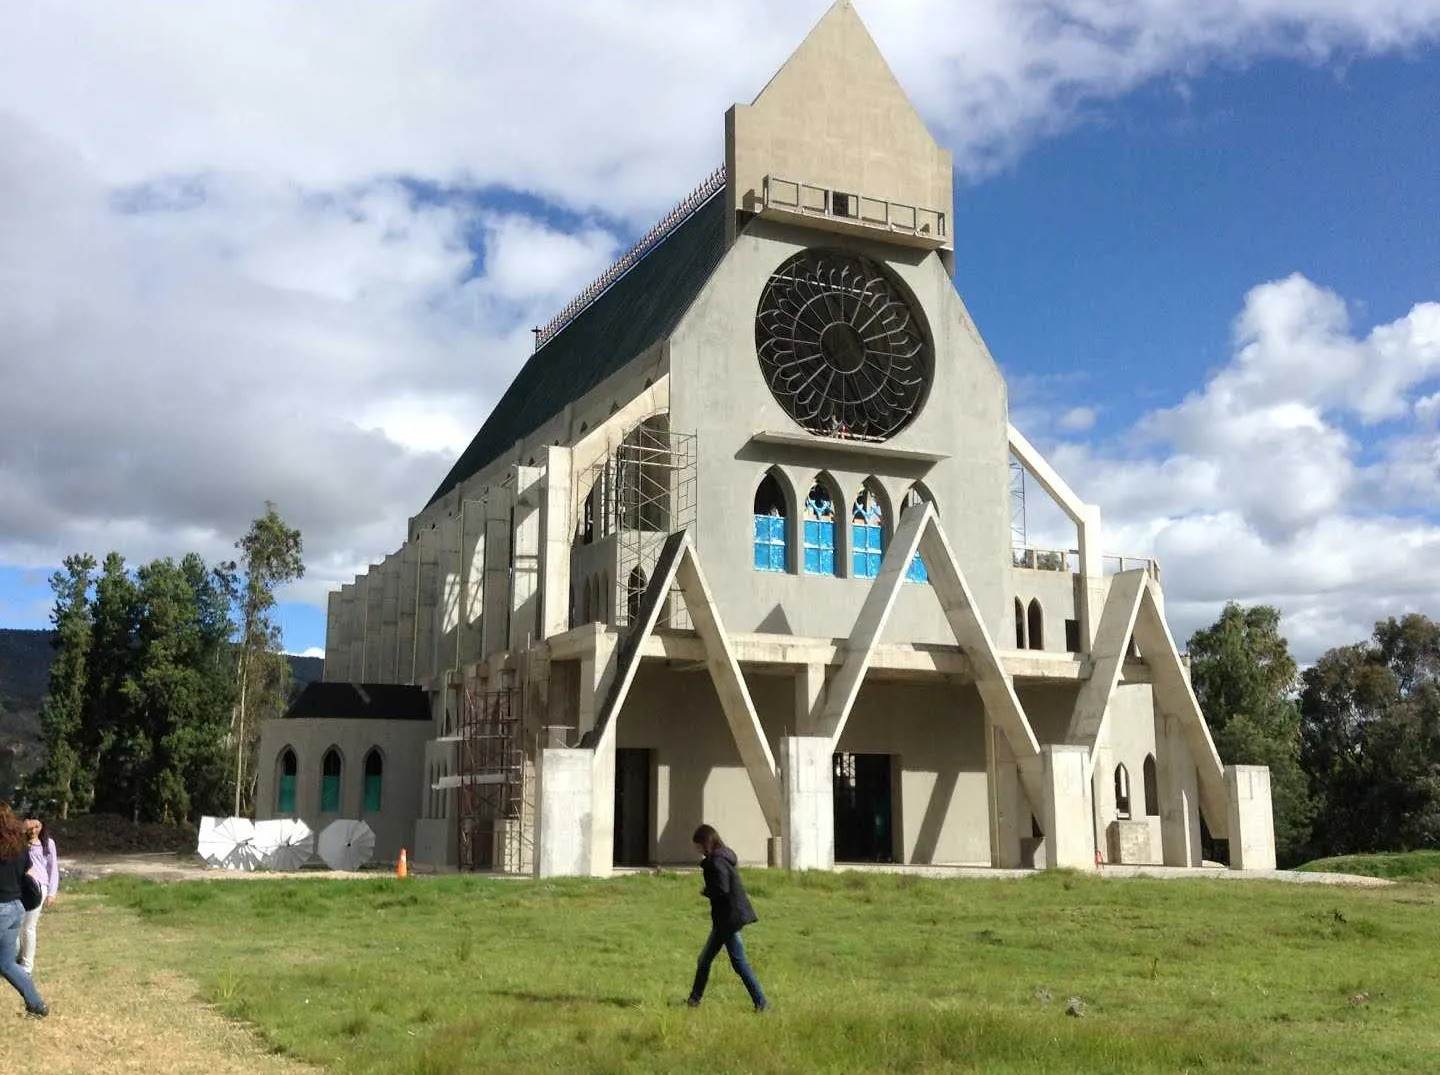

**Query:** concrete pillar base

left=1225, top=765, right=1276, bottom=871
left=536, top=748, right=593, bottom=878
left=780, top=736, right=833, bottom=871
left=1041, top=744, right=1096, bottom=871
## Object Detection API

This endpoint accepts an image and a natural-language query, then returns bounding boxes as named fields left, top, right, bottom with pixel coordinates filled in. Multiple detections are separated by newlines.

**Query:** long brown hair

left=0, top=804, right=27, bottom=861
left=692, top=824, right=725, bottom=854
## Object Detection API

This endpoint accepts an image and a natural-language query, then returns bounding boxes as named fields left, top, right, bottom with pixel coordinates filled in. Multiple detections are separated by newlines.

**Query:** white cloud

left=1043, top=276, right=1440, bottom=660
left=1057, top=406, right=1098, bottom=433
left=1, top=1, right=1440, bottom=641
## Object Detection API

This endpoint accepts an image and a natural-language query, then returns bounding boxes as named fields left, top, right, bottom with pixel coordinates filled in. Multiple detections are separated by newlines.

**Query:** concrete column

left=1155, top=709, right=1202, bottom=866
left=435, top=512, right=463, bottom=677
left=1224, top=765, right=1276, bottom=871
left=336, top=582, right=359, bottom=682
left=509, top=465, right=544, bottom=653
left=794, top=663, right=825, bottom=735
left=588, top=731, right=616, bottom=878
left=1040, top=744, right=1095, bottom=871
left=323, top=590, right=342, bottom=682
left=577, top=634, right=618, bottom=738
left=351, top=573, right=371, bottom=681
left=459, top=498, right=487, bottom=669
left=363, top=566, right=385, bottom=682
left=1076, top=504, right=1107, bottom=652
left=415, top=529, right=441, bottom=686
left=1090, top=739, right=1116, bottom=862
left=541, top=447, right=574, bottom=641
left=986, top=718, right=1023, bottom=868
left=482, top=486, right=514, bottom=661
left=396, top=541, right=419, bottom=684
left=379, top=554, right=400, bottom=684
left=780, top=736, right=833, bottom=870
left=536, top=748, right=593, bottom=878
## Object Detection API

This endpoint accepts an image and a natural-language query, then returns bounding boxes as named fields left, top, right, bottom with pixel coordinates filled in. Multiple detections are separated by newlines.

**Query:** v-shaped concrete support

left=818, top=502, right=1044, bottom=811
left=590, top=531, right=782, bottom=835
left=1066, top=569, right=1147, bottom=766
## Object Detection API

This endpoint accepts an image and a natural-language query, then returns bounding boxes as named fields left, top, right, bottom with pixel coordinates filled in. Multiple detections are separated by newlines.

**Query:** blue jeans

left=0, top=900, right=45, bottom=1013
left=689, top=926, right=767, bottom=1009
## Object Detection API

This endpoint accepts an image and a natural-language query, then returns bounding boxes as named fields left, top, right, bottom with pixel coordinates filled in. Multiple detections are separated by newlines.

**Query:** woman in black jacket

left=685, top=824, right=768, bottom=1011
left=0, top=804, right=48, bottom=1017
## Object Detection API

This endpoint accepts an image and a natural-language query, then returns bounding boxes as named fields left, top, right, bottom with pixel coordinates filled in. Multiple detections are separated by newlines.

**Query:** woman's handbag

left=20, top=869, right=43, bottom=912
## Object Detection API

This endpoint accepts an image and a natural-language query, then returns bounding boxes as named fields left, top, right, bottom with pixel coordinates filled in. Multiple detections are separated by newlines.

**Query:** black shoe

left=754, top=1002, right=769, bottom=1014
left=684, top=997, right=701, bottom=1008
left=25, top=1003, right=48, bottom=1019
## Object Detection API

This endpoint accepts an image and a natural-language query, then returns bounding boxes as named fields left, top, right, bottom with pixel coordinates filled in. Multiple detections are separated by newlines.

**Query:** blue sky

left=1, top=1, right=1438, bottom=662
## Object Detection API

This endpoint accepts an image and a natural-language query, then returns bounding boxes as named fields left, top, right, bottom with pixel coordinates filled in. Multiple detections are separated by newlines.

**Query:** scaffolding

left=578, top=417, right=698, bottom=630
left=1009, top=456, right=1027, bottom=551
left=449, top=686, right=533, bottom=874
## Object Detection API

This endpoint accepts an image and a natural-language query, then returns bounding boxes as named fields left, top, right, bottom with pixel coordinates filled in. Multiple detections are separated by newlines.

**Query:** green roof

left=427, top=190, right=727, bottom=507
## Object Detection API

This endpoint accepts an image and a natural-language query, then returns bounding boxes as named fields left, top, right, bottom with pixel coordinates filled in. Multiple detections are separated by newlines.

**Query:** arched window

left=753, top=472, right=788, bottom=573
left=276, top=748, right=297, bottom=815
left=581, top=487, right=596, bottom=545
left=1115, top=763, right=1131, bottom=819
left=363, top=749, right=383, bottom=813
left=320, top=748, right=343, bottom=813
left=802, top=480, right=838, bottom=576
left=902, top=486, right=931, bottom=583
left=627, top=567, right=647, bottom=622
left=851, top=485, right=885, bottom=579
left=1014, top=598, right=1026, bottom=648
left=1143, top=755, right=1159, bottom=817
left=1027, top=599, right=1044, bottom=651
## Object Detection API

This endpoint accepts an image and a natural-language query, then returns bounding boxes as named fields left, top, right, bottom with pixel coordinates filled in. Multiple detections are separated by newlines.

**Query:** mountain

left=0, top=627, right=324, bottom=775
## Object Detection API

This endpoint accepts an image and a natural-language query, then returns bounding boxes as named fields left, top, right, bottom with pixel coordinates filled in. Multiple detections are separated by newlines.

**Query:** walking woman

left=686, top=824, right=768, bottom=1012
left=19, top=818, right=59, bottom=974
left=0, top=805, right=48, bottom=1017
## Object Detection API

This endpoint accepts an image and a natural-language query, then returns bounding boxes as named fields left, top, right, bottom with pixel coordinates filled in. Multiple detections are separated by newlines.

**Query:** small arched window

left=1027, top=599, right=1044, bottom=651
left=320, top=748, right=343, bottom=813
left=581, top=487, right=596, bottom=545
left=363, top=749, right=383, bottom=813
left=753, top=472, right=789, bottom=573
left=802, top=481, right=838, bottom=576
left=851, top=485, right=885, bottom=579
left=276, top=748, right=297, bottom=815
left=1115, top=763, right=1131, bottom=819
left=1014, top=598, right=1026, bottom=648
left=1143, top=754, right=1159, bottom=817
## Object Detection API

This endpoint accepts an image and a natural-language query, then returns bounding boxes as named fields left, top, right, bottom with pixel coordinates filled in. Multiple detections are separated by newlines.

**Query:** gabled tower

left=725, top=1, right=955, bottom=270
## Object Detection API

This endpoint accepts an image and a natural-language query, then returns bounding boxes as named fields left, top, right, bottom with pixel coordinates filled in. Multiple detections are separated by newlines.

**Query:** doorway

left=613, top=748, right=653, bottom=867
left=833, top=752, right=894, bottom=863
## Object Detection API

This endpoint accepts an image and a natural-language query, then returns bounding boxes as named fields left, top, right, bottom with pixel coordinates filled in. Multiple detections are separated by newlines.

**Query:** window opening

left=1143, top=755, right=1159, bottom=817
left=1014, top=598, right=1026, bottom=648
left=363, top=749, right=383, bottom=813
left=1115, top=764, right=1131, bottom=819
left=1027, top=599, right=1044, bottom=651
left=277, top=748, right=297, bottom=815
left=902, top=487, right=930, bottom=583
left=320, top=748, right=342, bottom=813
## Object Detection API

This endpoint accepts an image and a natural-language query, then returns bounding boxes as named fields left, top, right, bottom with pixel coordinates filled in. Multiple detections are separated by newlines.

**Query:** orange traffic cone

left=397, top=848, right=409, bottom=879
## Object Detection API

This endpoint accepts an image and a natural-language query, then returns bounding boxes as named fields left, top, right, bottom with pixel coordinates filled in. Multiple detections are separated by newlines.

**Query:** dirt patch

left=0, top=897, right=316, bottom=1075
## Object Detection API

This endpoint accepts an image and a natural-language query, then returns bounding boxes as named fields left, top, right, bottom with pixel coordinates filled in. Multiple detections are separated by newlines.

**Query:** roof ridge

left=532, top=166, right=726, bottom=350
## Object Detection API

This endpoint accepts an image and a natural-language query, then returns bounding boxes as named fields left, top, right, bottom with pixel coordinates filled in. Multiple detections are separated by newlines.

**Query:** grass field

left=19, top=866, right=1431, bottom=1075
left=1297, top=850, right=1440, bottom=884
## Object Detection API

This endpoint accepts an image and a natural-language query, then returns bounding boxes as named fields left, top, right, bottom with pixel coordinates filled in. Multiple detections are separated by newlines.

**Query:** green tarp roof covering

left=426, top=190, right=727, bottom=507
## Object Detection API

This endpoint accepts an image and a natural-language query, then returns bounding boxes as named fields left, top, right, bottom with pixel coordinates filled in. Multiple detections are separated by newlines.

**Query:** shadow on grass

left=490, top=988, right=639, bottom=1009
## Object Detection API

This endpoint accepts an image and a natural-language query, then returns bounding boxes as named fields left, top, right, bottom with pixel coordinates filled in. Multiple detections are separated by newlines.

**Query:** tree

left=231, top=504, right=304, bottom=815
left=29, top=554, right=96, bottom=818
left=1187, top=603, right=1314, bottom=865
left=1300, top=614, right=1440, bottom=856
left=83, top=553, right=140, bottom=816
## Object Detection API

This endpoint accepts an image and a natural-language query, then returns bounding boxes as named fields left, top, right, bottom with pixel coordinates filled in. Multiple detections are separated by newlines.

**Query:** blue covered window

left=363, top=748, right=383, bottom=813
left=903, top=488, right=930, bottom=583
left=320, top=748, right=342, bottom=813
left=753, top=473, right=788, bottom=573
left=802, top=483, right=837, bottom=576
left=851, top=489, right=885, bottom=579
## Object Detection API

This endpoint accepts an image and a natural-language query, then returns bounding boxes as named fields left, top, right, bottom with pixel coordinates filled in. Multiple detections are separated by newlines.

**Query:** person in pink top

left=19, top=818, right=59, bottom=975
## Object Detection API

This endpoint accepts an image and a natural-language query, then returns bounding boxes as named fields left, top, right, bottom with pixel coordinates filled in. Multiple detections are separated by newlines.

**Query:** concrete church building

left=257, top=2, right=1276, bottom=877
